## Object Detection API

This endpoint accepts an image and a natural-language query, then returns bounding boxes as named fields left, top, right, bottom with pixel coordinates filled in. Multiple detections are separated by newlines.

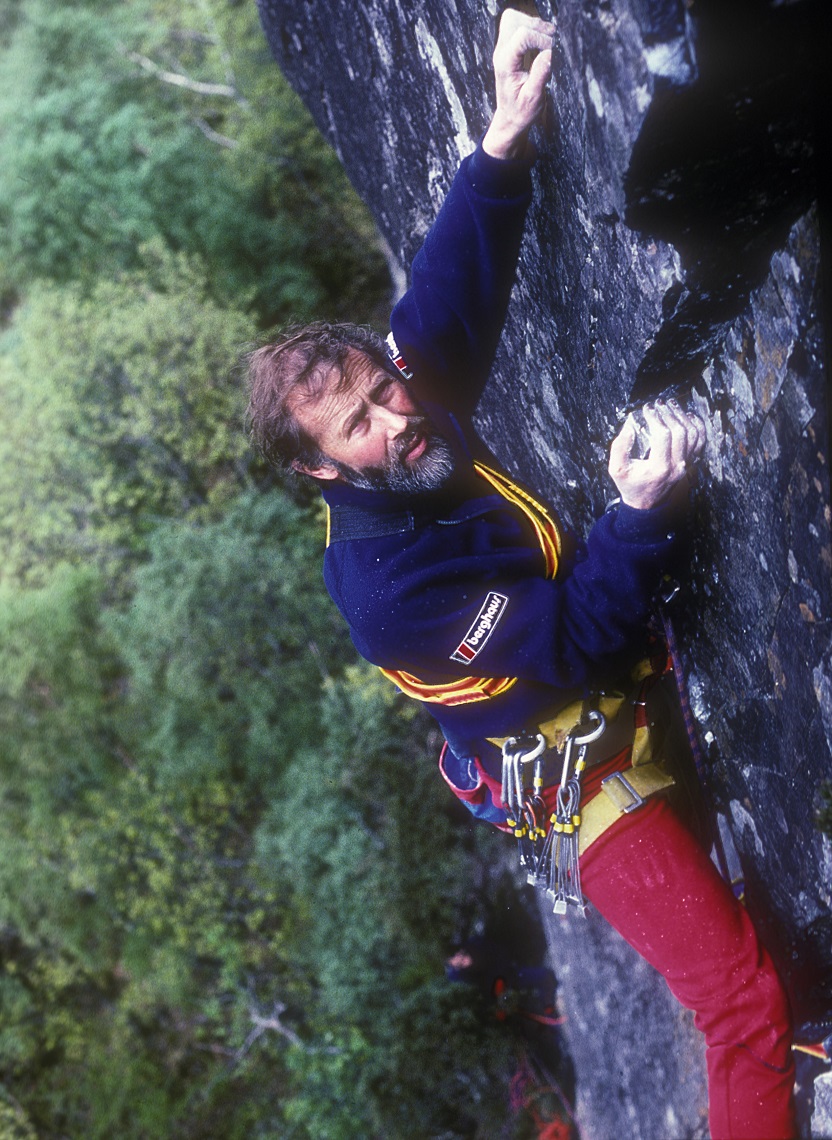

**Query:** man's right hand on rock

left=608, top=400, right=705, bottom=511
left=482, top=9, right=556, bottom=160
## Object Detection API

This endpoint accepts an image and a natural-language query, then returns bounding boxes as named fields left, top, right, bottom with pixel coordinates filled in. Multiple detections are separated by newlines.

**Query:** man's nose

left=375, top=404, right=412, bottom=436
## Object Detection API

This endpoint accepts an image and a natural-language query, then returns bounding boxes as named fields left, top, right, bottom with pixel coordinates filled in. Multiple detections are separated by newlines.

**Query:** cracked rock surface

left=257, top=0, right=830, bottom=1134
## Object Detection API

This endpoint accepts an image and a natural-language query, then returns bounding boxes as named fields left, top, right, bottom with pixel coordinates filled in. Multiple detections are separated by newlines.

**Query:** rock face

left=257, top=0, right=830, bottom=1134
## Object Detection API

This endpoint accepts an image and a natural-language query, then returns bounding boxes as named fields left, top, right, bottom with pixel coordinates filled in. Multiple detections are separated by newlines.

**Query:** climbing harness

left=491, top=667, right=680, bottom=917
left=500, top=711, right=608, bottom=916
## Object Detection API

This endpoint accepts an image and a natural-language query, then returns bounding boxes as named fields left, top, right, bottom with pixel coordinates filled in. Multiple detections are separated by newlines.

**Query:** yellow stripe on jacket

left=381, top=462, right=562, bottom=706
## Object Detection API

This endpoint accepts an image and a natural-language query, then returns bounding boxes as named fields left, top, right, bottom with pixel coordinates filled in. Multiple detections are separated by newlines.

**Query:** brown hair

left=244, top=321, right=392, bottom=470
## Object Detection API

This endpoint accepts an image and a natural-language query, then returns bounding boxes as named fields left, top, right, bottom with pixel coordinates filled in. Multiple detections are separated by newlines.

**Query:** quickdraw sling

left=500, top=712, right=607, bottom=916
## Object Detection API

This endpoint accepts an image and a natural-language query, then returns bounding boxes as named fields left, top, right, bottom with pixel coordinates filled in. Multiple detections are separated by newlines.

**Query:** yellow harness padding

left=377, top=462, right=562, bottom=705
left=576, top=764, right=675, bottom=853
left=488, top=673, right=676, bottom=855
left=489, top=690, right=632, bottom=755
left=487, top=655, right=659, bottom=757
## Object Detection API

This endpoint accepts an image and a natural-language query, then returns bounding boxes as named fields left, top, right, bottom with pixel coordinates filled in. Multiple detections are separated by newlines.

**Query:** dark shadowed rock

left=257, top=0, right=831, bottom=1134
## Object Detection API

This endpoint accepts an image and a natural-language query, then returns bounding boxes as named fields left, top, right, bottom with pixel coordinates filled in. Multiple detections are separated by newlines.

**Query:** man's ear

left=292, top=459, right=340, bottom=481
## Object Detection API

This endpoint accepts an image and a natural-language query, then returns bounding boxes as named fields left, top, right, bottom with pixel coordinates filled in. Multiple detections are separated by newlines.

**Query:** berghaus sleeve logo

left=450, top=591, right=509, bottom=663
left=385, top=331, right=413, bottom=380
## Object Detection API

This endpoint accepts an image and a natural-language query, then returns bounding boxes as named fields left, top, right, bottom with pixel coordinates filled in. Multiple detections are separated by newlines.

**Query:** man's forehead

left=337, top=348, right=387, bottom=390
left=295, top=348, right=381, bottom=403
left=288, top=349, right=386, bottom=430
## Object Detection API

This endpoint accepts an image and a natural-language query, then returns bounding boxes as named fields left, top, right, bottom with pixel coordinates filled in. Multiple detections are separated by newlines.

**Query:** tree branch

left=236, top=1001, right=304, bottom=1061
left=125, top=50, right=249, bottom=106
left=233, top=1001, right=341, bottom=1064
left=192, top=116, right=239, bottom=149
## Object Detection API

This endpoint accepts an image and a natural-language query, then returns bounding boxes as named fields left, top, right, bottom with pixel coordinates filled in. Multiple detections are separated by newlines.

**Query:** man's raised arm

left=389, top=11, right=555, bottom=413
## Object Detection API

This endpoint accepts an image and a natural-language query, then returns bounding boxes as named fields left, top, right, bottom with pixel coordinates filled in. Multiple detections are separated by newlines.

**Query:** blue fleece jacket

left=321, top=144, right=679, bottom=817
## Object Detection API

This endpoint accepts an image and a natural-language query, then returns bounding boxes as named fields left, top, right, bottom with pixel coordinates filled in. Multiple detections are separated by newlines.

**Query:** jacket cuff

left=613, top=501, right=677, bottom=544
left=465, top=142, right=535, bottom=200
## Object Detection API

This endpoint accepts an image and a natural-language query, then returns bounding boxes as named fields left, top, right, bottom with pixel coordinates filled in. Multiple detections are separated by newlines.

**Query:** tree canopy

left=0, top=2, right=545, bottom=1137
left=0, top=0, right=388, bottom=326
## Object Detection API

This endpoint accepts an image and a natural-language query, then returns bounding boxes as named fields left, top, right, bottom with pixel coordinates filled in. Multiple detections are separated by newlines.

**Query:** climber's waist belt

left=485, top=685, right=646, bottom=778
left=502, top=687, right=676, bottom=853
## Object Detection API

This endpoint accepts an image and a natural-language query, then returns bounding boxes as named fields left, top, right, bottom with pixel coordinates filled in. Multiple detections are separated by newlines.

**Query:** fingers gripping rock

left=609, top=403, right=704, bottom=511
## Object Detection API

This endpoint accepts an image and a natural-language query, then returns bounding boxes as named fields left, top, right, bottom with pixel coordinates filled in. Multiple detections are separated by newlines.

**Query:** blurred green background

left=0, top=2, right=536, bottom=1136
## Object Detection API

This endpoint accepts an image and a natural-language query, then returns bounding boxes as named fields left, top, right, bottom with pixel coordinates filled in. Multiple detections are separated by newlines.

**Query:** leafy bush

left=0, top=0, right=387, bottom=325
left=0, top=248, right=251, bottom=581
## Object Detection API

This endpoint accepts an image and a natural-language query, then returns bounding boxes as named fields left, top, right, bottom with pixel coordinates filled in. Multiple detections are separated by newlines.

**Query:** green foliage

left=0, top=0, right=388, bottom=325
left=0, top=1093, right=37, bottom=1140
left=48, top=773, right=299, bottom=1140
left=257, top=666, right=516, bottom=1138
left=0, top=565, right=119, bottom=930
left=0, top=561, right=300, bottom=1139
left=0, top=247, right=251, bottom=581
left=0, top=555, right=518, bottom=1139
left=0, top=0, right=537, bottom=1135
left=1, top=764, right=304, bottom=1138
left=109, top=489, right=351, bottom=792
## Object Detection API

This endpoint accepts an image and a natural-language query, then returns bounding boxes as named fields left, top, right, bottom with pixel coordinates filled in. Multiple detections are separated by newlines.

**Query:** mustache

left=320, top=418, right=455, bottom=494
left=390, top=418, right=432, bottom=462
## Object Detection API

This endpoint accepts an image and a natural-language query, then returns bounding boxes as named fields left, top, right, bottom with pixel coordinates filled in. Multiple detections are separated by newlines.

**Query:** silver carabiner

left=501, top=733, right=546, bottom=815
left=571, top=709, right=606, bottom=747
left=559, top=710, right=606, bottom=787
left=504, top=733, right=546, bottom=764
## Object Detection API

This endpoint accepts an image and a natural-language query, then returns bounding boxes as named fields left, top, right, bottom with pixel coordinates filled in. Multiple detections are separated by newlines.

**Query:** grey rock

left=540, top=900, right=709, bottom=1138
left=813, top=1072, right=832, bottom=1139
left=257, top=0, right=830, bottom=1135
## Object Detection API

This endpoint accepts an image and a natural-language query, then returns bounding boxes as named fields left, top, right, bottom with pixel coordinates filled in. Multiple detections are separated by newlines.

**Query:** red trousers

left=579, top=797, right=795, bottom=1140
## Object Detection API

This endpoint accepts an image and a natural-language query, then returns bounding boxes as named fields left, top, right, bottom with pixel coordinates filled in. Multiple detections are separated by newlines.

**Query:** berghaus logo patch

left=450, top=591, right=509, bottom=663
left=385, top=331, right=413, bottom=380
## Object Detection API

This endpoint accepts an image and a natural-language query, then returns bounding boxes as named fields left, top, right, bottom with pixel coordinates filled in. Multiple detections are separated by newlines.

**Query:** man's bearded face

left=290, top=349, right=455, bottom=493
left=325, top=418, right=455, bottom=493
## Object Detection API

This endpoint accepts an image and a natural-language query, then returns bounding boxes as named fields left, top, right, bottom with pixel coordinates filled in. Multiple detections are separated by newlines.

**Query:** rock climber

left=245, top=9, right=796, bottom=1137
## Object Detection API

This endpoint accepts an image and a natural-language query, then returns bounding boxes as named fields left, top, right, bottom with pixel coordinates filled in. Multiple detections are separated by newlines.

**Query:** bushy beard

left=327, top=424, right=455, bottom=494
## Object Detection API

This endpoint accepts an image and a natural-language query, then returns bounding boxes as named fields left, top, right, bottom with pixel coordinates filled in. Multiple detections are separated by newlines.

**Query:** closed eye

left=344, top=378, right=399, bottom=438
left=372, top=379, right=396, bottom=404
left=344, top=405, right=368, bottom=438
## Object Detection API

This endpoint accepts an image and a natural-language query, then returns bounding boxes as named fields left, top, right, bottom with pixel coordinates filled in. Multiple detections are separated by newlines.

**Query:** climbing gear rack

left=501, top=711, right=607, bottom=917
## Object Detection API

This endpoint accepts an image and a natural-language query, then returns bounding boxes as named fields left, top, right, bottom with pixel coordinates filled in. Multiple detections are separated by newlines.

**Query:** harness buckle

left=600, top=771, right=645, bottom=814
